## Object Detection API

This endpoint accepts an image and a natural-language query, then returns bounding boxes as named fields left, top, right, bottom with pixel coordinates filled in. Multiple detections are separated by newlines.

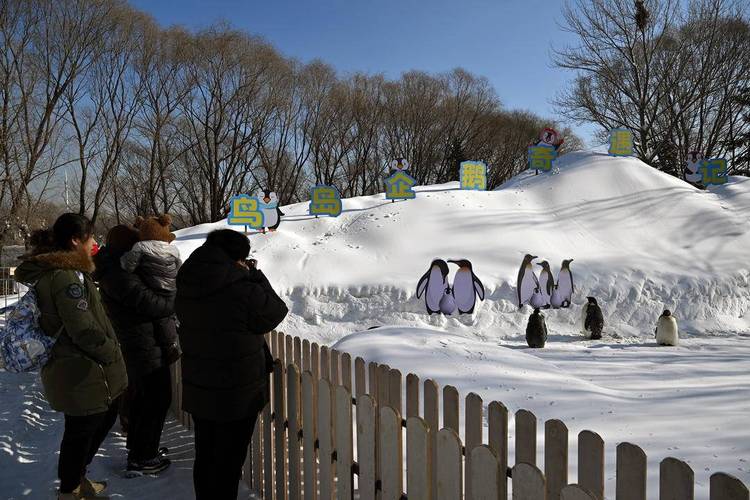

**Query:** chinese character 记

left=608, top=128, right=634, bottom=156
left=700, top=158, right=728, bottom=186
left=228, top=194, right=264, bottom=228
left=528, top=145, right=558, bottom=172
left=460, top=161, right=487, bottom=191
left=385, top=171, right=417, bottom=200
left=309, top=185, right=342, bottom=217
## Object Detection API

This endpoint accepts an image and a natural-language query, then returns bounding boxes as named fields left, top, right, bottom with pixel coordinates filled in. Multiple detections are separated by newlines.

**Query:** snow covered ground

left=1, top=151, right=748, bottom=498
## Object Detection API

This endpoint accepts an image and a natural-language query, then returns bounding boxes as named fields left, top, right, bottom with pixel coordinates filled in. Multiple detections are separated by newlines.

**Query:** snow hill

left=174, top=151, right=750, bottom=343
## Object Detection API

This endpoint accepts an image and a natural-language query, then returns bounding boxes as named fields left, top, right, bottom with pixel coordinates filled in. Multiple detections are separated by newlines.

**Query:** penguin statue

left=516, top=254, right=540, bottom=308
left=448, top=259, right=485, bottom=314
left=535, top=260, right=554, bottom=309
left=655, top=310, right=679, bottom=346
left=526, top=308, right=548, bottom=348
left=581, top=296, right=604, bottom=340
left=685, top=151, right=704, bottom=184
left=416, top=259, right=450, bottom=315
left=550, top=259, right=575, bottom=309
left=439, top=285, right=457, bottom=315
left=257, top=190, right=285, bottom=234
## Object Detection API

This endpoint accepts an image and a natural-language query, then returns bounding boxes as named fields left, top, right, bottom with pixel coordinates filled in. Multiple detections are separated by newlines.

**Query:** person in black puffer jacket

left=93, top=224, right=176, bottom=475
left=176, top=229, right=288, bottom=500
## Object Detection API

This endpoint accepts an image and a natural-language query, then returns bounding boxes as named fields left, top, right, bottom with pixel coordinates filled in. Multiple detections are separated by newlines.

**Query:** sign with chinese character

left=309, top=185, right=342, bottom=217
left=528, top=145, right=557, bottom=172
left=700, top=158, right=728, bottom=186
left=608, top=128, right=634, bottom=156
left=385, top=170, right=417, bottom=200
left=460, top=161, right=487, bottom=190
left=685, top=151, right=704, bottom=184
left=228, top=194, right=264, bottom=228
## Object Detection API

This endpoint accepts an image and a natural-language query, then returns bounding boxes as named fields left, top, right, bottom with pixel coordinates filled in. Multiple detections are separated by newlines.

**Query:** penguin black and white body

left=416, top=259, right=450, bottom=315
left=257, top=190, right=285, bottom=233
left=535, top=260, right=554, bottom=309
left=581, top=296, right=604, bottom=340
left=526, top=308, right=548, bottom=348
left=448, top=259, right=485, bottom=314
left=516, top=254, right=540, bottom=308
left=439, top=286, right=456, bottom=315
left=655, top=309, right=679, bottom=346
left=550, top=259, right=574, bottom=309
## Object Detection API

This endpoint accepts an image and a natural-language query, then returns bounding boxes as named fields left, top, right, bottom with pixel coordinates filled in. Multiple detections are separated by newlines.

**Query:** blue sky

left=129, top=0, right=599, bottom=146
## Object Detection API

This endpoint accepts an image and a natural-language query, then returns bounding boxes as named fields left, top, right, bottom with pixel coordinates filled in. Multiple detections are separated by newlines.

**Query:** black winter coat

left=175, top=244, right=288, bottom=421
left=94, top=247, right=178, bottom=380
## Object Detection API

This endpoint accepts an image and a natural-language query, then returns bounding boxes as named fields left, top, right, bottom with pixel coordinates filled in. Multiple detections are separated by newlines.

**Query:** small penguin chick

left=655, top=309, right=679, bottom=346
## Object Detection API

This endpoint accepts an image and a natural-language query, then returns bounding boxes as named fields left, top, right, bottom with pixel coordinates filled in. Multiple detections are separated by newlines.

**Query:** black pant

left=193, top=413, right=259, bottom=500
left=59, top=402, right=119, bottom=493
left=127, top=364, right=172, bottom=462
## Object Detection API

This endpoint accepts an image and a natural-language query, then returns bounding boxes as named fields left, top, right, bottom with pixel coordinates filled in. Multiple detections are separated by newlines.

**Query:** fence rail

left=169, top=331, right=750, bottom=500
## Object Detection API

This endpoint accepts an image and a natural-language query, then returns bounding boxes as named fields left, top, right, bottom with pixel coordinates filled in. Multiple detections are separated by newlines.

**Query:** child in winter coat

left=120, top=214, right=182, bottom=363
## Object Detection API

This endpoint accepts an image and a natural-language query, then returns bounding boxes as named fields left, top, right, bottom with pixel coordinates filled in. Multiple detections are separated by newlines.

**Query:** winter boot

left=125, top=456, right=171, bottom=478
left=75, top=477, right=107, bottom=496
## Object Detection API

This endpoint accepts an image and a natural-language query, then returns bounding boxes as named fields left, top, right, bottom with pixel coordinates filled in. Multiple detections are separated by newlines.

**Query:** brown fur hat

left=134, top=214, right=176, bottom=243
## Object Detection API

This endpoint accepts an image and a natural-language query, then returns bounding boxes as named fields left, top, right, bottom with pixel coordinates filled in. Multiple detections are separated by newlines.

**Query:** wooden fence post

left=659, top=457, right=694, bottom=500
left=286, top=335, right=294, bottom=370
left=465, top=392, right=483, bottom=500
left=545, top=419, right=568, bottom=500
left=357, top=394, right=377, bottom=500
left=330, top=349, right=340, bottom=386
left=341, top=353, right=352, bottom=392
left=274, top=361, right=287, bottom=500
left=335, top=386, right=354, bottom=500
left=278, top=332, right=286, bottom=367
left=303, top=339, right=311, bottom=372
left=436, top=428, right=463, bottom=500
left=294, top=336, right=301, bottom=369
left=470, top=445, right=502, bottom=500
left=317, top=378, right=334, bottom=499
left=406, top=417, right=431, bottom=500
left=287, top=365, right=301, bottom=500
left=355, top=357, right=366, bottom=398
left=320, top=346, right=330, bottom=382
left=616, top=442, right=647, bottom=500
left=302, top=372, right=317, bottom=500
left=710, top=473, right=749, bottom=500
left=378, top=364, right=390, bottom=408
left=578, top=431, right=604, bottom=500
left=443, top=385, right=459, bottom=434
left=512, top=463, right=545, bottom=500
left=389, top=368, right=403, bottom=414
left=561, top=485, right=597, bottom=500
left=311, top=343, right=320, bottom=381
left=252, top=411, right=263, bottom=494
left=516, top=409, right=537, bottom=466
left=380, top=407, right=403, bottom=500
left=368, top=362, right=379, bottom=399
left=263, top=400, right=273, bottom=500
left=424, top=379, right=440, bottom=499
left=406, top=373, right=420, bottom=419
left=489, top=401, right=509, bottom=500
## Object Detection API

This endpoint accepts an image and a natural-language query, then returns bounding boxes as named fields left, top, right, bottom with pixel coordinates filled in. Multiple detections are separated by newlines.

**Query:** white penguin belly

left=425, top=267, right=446, bottom=312
left=263, top=208, right=279, bottom=227
left=452, top=271, right=476, bottom=313
left=656, top=318, right=679, bottom=346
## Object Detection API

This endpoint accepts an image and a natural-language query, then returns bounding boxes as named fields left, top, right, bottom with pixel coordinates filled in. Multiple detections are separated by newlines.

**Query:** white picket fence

left=169, top=331, right=749, bottom=500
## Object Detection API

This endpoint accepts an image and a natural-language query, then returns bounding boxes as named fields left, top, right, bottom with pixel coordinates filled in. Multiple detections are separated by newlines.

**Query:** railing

left=169, top=331, right=749, bottom=500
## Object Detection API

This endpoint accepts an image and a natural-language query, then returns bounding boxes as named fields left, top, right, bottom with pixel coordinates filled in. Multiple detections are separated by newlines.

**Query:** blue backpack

left=0, top=287, right=60, bottom=373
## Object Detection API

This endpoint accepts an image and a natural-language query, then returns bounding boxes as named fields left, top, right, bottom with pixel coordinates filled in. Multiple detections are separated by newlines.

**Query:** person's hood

left=15, top=248, right=94, bottom=284
left=177, top=244, right=247, bottom=298
left=133, top=240, right=181, bottom=262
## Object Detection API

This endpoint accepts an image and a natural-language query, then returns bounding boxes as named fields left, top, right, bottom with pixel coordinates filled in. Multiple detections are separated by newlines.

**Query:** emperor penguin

left=516, top=254, right=540, bottom=308
left=416, top=259, right=450, bottom=315
left=526, top=308, right=548, bottom=348
left=535, top=260, right=554, bottom=309
left=581, top=296, right=604, bottom=340
left=257, top=190, right=285, bottom=233
left=655, top=310, right=679, bottom=346
left=448, top=259, right=485, bottom=314
left=439, top=285, right=457, bottom=315
left=550, top=259, right=574, bottom=309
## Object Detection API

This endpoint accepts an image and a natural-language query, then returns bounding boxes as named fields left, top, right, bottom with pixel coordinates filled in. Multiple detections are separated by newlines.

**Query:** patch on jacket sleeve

left=76, top=299, right=89, bottom=311
left=66, top=283, right=84, bottom=299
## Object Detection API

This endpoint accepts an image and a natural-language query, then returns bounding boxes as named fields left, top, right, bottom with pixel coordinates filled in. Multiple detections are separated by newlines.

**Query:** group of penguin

left=516, top=254, right=575, bottom=310
left=416, top=259, right=485, bottom=315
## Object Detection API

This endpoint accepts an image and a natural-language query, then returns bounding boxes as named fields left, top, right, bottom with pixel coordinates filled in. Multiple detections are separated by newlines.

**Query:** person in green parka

left=14, top=213, right=127, bottom=500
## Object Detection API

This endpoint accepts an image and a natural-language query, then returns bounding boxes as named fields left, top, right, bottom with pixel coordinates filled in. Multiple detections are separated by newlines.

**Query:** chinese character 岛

left=460, top=161, right=487, bottom=190
left=309, top=185, right=342, bottom=217
left=528, top=145, right=557, bottom=172
left=700, top=158, right=728, bottom=186
left=228, top=195, right=264, bottom=228
left=385, top=171, right=417, bottom=200
left=609, top=128, right=634, bottom=156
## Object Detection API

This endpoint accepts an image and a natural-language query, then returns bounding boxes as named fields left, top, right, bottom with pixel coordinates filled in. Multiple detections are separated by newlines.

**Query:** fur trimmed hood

left=15, top=249, right=95, bottom=284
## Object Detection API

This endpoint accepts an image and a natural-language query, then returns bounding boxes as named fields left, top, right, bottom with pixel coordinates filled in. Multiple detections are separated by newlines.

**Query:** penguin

left=655, top=310, right=679, bottom=346
left=439, top=285, right=457, bottom=315
left=416, top=259, right=450, bottom=315
left=516, top=254, right=540, bottom=308
left=550, top=259, right=574, bottom=309
left=448, top=259, right=485, bottom=314
left=535, top=260, right=554, bottom=309
left=526, top=308, right=548, bottom=348
left=581, top=296, right=604, bottom=340
left=257, top=190, right=285, bottom=233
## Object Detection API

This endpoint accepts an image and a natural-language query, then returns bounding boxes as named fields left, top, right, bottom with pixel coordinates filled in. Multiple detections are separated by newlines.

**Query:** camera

left=245, top=258, right=258, bottom=269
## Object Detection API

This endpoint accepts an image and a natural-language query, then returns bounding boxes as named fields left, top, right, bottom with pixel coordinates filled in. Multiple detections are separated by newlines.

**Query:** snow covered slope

left=174, top=151, right=750, bottom=342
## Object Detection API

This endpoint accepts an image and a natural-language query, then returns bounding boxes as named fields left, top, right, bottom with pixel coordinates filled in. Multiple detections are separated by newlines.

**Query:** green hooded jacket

left=14, top=249, right=128, bottom=416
